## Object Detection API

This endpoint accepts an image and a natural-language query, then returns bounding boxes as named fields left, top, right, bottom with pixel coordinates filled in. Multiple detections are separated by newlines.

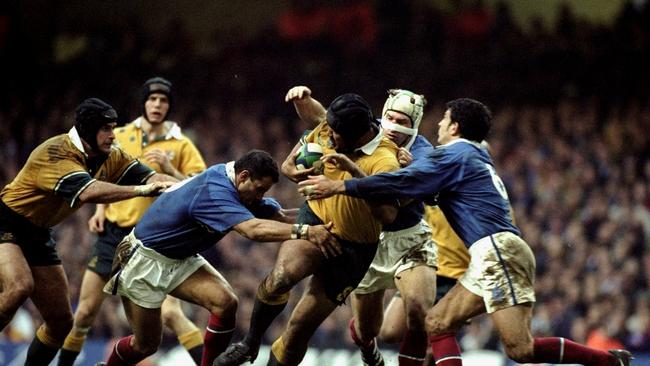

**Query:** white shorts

left=459, top=231, right=536, bottom=313
left=355, top=220, right=438, bottom=294
left=104, top=232, right=207, bottom=309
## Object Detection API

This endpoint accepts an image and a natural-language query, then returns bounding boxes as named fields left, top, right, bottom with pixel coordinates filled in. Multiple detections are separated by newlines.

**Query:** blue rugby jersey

left=345, top=139, right=519, bottom=246
left=382, top=134, right=432, bottom=232
left=134, top=163, right=281, bottom=259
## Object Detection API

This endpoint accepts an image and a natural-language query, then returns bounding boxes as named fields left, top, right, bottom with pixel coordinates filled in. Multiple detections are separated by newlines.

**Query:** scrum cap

left=75, top=98, right=118, bottom=151
left=326, top=93, right=374, bottom=150
left=381, top=89, right=426, bottom=149
left=141, top=76, right=172, bottom=120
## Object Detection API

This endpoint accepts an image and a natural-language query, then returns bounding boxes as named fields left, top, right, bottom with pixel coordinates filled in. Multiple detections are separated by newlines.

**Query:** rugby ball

left=295, top=143, right=323, bottom=170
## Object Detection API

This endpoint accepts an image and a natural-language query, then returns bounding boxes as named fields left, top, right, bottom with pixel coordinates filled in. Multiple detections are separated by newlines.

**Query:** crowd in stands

left=0, top=0, right=649, bottom=357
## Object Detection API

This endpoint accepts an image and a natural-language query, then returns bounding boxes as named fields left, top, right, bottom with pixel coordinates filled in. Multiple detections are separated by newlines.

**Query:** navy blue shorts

left=0, top=200, right=60, bottom=266
left=298, top=203, right=378, bottom=305
left=87, top=220, right=133, bottom=279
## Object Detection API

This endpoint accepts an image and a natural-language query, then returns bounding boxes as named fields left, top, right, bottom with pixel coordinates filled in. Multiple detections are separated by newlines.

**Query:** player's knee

left=74, top=300, right=101, bottom=326
left=133, top=335, right=162, bottom=356
left=206, top=289, right=238, bottom=317
left=503, top=340, right=534, bottom=363
left=425, top=311, right=452, bottom=335
left=1, top=279, right=34, bottom=310
left=266, top=266, right=296, bottom=294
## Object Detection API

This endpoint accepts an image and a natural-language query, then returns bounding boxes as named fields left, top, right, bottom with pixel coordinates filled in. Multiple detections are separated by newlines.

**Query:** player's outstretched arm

left=77, top=180, right=174, bottom=204
left=285, top=85, right=326, bottom=126
left=233, top=218, right=341, bottom=258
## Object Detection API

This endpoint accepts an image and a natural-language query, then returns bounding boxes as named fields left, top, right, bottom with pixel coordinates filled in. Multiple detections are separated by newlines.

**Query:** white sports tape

left=381, top=118, right=416, bottom=136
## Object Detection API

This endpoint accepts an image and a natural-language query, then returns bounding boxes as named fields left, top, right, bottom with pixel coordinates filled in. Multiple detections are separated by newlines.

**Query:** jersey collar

left=225, top=161, right=236, bottom=185
left=68, top=127, right=87, bottom=155
left=439, top=138, right=482, bottom=148
left=355, top=126, right=384, bottom=156
left=133, top=117, right=183, bottom=140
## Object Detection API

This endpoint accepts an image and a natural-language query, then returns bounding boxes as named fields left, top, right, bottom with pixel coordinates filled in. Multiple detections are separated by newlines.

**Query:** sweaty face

left=96, top=122, right=117, bottom=155
left=144, top=93, right=170, bottom=123
left=237, top=174, right=275, bottom=205
left=437, top=109, right=455, bottom=145
left=382, top=110, right=413, bottom=147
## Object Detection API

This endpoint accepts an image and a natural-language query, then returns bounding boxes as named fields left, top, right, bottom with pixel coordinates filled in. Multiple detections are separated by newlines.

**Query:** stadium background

left=0, top=0, right=649, bottom=364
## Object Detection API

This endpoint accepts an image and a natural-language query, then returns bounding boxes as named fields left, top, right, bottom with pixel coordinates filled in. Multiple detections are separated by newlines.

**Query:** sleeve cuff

left=344, top=179, right=360, bottom=197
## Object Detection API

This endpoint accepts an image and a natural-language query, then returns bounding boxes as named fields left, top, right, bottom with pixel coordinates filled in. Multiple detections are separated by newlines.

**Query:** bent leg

left=171, top=264, right=238, bottom=366
left=492, top=303, right=619, bottom=365
left=25, top=265, right=73, bottom=366
left=395, top=265, right=437, bottom=366
left=106, top=298, right=162, bottom=366
left=351, top=290, right=385, bottom=343
left=0, top=243, right=34, bottom=329
left=426, top=284, right=485, bottom=366
left=379, top=294, right=406, bottom=343
left=59, top=270, right=109, bottom=365
left=161, top=296, right=203, bottom=365
left=270, top=276, right=338, bottom=366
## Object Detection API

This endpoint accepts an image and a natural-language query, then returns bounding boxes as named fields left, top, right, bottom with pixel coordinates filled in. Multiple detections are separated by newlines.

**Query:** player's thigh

left=272, top=238, right=325, bottom=281
left=395, top=264, right=437, bottom=310
left=426, top=283, right=485, bottom=334
left=0, top=243, right=33, bottom=295
left=170, top=264, right=237, bottom=313
left=490, top=302, right=534, bottom=352
left=379, top=295, right=406, bottom=343
left=29, top=265, right=73, bottom=329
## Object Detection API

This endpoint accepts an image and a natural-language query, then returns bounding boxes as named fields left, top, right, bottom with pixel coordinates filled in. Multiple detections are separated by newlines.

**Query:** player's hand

left=284, top=149, right=317, bottom=183
left=88, top=208, right=106, bottom=233
left=307, top=222, right=341, bottom=258
left=321, top=153, right=357, bottom=173
left=144, top=149, right=176, bottom=175
left=134, top=181, right=174, bottom=197
left=285, top=86, right=312, bottom=102
left=397, top=147, right=413, bottom=167
left=298, top=175, right=344, bottom=200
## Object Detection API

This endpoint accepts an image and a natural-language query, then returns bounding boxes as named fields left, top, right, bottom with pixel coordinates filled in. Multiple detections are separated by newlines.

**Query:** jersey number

left=485, top=164, right=509, bottom=200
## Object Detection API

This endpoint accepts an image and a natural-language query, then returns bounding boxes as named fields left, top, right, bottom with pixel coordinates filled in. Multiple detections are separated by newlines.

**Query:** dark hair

left=234, top=150, right=279, bottom=183
left=75, top=98, right=118, bottom=151
left=141, top=76, right=172, bottom=120
left=446, top=98, right=491, bottom=142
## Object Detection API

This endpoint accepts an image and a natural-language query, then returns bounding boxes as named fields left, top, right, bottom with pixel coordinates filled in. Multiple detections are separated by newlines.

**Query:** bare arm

left=285, top=86, right=327, bottom=126
left=146, top=172, right=179, bottom=183
left=88, top=204, right=107, bottom=233
left=233, top=218, right=342, bottom=258
left=77, top=180, right=174, bottom=204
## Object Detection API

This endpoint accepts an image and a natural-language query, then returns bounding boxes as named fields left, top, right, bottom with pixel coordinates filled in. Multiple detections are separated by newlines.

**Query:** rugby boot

left=608, top=349, right=633, bottom=366
left=213, top=341, right=259, bottom=366
left=360, top=340, right=385, bottom=366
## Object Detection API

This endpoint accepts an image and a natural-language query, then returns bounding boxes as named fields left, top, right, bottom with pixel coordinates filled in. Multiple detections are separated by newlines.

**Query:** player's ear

left=236, top=170, right=250, bottom=185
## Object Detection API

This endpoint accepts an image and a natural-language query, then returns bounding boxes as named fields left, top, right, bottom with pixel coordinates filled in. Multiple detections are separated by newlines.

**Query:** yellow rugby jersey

left=105, top=118, right=206, bottom=227
left=305, top=121, right=400, bottom=244
left=424, top=205, right=470, bottom=279
left=1, top=129, right=152, bottom=228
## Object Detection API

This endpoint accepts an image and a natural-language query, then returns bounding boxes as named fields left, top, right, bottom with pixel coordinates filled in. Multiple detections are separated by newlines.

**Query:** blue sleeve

left=248, top=197, right=282, bottom=219
left=192, top=189, right=255, bottom=233
left=345, top=149, right=461, bottom=200
left=409, top=136, right=434, bottom=163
